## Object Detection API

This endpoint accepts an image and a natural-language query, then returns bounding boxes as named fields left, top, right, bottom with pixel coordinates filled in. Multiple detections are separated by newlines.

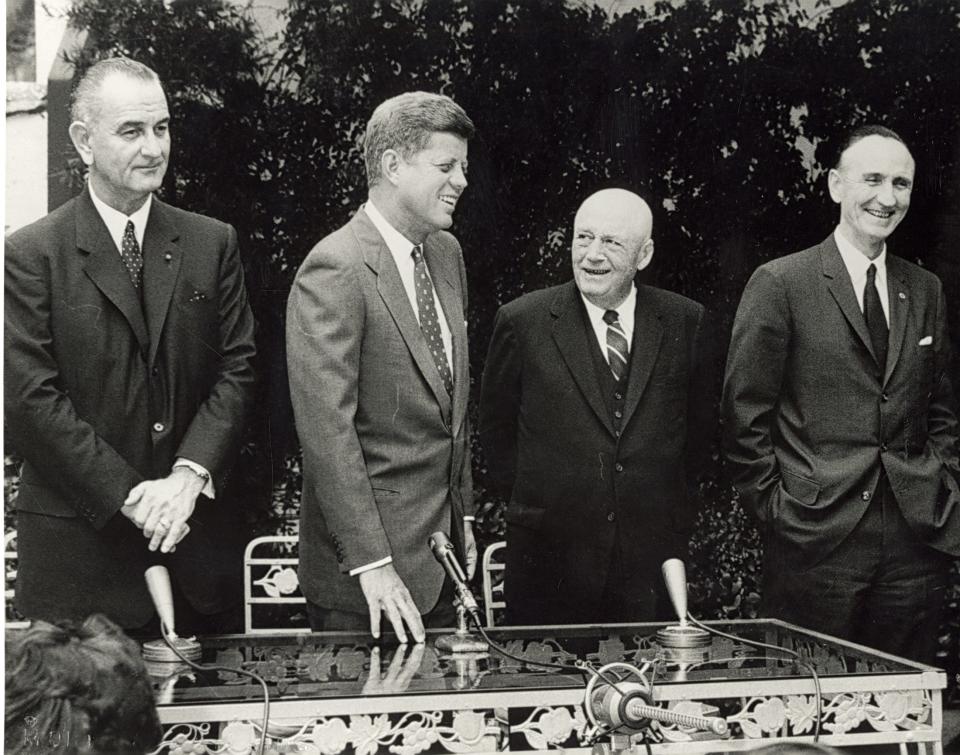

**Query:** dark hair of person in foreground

left=5, top=613, right=161, bottom=754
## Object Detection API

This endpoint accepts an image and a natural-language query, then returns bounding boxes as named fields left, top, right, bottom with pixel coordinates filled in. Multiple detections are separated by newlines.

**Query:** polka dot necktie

left=603, top=309, right=629, bottom=382
left=120, top=220, right=143, bottom=289
left=411, top=246, right=453, bottom=396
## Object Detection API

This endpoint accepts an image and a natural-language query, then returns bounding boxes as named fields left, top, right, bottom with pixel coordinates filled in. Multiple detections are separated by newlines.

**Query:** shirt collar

left=364, top=199, right=418, bottom=258
left=580, top=284, right=637, bottom=331
left=88, top=182, right=152, bottom=250
left=834, top=226, right=886, bottom=282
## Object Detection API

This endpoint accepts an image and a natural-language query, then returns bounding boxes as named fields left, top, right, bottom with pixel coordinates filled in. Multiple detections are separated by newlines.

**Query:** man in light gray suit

left=723, top=125, right=960, bottom=663
left=287, top=92, right=476, bottom=642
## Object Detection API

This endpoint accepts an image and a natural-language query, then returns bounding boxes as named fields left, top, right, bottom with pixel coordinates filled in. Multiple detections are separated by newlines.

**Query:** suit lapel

left=884, top=256, right=911, bottom=386
left=76, top=188, right=149, bottom=353
left=821, top=236, right=879, bottom=364
left=551, top=282, right=614, bottom=435
left=354, top=212, right=453, bottom=424
left=621, top=287, right=664, bottom=429
left=142, top=200, right=182, bottom=368
left=424, top=239, right=467, bottom=435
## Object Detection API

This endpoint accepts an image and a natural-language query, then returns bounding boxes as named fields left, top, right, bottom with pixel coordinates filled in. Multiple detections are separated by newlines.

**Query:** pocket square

left=918, top=336, right=933, bottom=346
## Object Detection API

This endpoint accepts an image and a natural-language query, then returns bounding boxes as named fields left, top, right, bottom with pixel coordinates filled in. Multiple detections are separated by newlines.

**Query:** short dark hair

left=70, top=57, right=162, bottom=124
left=363, top=91, right=475, bottom=187
left=834, top=124, right=909, bottom=169
left=5, top=614, right=161, bottom=754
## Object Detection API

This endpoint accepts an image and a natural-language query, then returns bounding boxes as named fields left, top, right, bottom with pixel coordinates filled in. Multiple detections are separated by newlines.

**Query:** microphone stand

left=427, top=532, right=489, bottom=655
left=435, top=601, right=489, bottom=654
left=655, top=559, right=711, bottom=656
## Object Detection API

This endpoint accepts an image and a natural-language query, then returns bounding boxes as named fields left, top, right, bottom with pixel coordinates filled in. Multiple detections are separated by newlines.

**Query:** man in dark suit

left=479, top=188, right=715, bottom=624
left=287, top=92, right=476, bottom=642
left=4, top=58, right=257, bottom=633
left=722, top=125, right=960, bottom=663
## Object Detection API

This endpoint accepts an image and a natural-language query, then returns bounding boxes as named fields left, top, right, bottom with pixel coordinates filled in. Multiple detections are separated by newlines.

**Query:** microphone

left=656, top=559, right=710, bottom=651
left=141, top=567, right=271, bottom=754
left=145, top=565, right=178, bottom=639
left=427, top=532, right=488, bottom=654
left=589, top=679, right=728, bottom=735
left=427, top=531, right=483, bottom=626
left=141, top=566, right=202, bottom=666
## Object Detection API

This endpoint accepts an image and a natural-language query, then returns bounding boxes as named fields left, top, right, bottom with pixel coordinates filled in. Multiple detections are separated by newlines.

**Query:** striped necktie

left=602, top=309, right=629, bottom=381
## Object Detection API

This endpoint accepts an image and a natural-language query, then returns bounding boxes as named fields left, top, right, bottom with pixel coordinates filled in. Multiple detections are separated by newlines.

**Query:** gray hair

left=70, top=57, right=162, bottom=124
left=363, top=91, right=475, bottom=187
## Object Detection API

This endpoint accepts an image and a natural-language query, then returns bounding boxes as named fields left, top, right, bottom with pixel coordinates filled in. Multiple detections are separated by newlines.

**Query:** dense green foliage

left=5, top=0, right=958, bottom=679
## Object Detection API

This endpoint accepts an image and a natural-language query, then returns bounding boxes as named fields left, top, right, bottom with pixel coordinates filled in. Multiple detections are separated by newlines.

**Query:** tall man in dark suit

left=479, top=189, right=715, bottom=624
left=287, top=92, right=476, bottom=642
left=723, top=125, right=960, bottom=663
left=4, top=58, right=257, bottom=632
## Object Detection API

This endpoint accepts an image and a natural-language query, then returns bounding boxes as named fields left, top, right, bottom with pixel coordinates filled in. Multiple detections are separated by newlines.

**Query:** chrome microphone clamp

left=583, top=661, right=728, bottom=739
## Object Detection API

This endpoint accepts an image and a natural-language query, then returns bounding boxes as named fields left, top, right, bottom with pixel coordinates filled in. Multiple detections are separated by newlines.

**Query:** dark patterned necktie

left=864, top=263, right=888, bottom=370
left=602, top=309, right=629, bottom=382
left=411, top=246, right=453, bottom=395
left=120, top=220, right=143, bottom=289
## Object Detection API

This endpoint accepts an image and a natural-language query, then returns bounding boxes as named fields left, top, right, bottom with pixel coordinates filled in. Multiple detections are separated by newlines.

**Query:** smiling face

left=389, top=131, right=468, bottom=243
left=828, top=134, right=914, bottom=258
left=571, top=189, right=654, bottom=310
left=69, top=72, right=170, bottom=215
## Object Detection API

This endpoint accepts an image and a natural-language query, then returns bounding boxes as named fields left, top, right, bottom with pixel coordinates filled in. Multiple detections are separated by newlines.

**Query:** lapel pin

left=164, top=253, right=173, bottom=263
left=898, top=292, right=906, bottom=300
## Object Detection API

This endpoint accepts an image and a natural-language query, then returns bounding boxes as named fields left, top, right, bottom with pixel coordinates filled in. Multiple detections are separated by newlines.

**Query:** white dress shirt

left=89, top=183, right=215, bottom=498
left=834, top=227, right=890, bottom=325
left=580, top=284, right=637, bottom=363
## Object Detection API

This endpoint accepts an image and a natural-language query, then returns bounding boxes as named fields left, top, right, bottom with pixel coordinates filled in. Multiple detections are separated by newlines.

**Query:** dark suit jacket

left=4, top=186, right=257, bottom=627
left=286, top=208, right=474, bottom=615
left=479, top=281, right=714, bottom=621
left=722, top=234, right=960, bottom=564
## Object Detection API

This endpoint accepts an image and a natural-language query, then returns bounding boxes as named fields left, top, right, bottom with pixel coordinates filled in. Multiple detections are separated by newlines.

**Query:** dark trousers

left=763, top=475, right=949, bottom=665
left=306, top=575, right=458, bottom=633
left=506, top=530, right=670, bottom=626
left=126, top=578, right=243, bottom=640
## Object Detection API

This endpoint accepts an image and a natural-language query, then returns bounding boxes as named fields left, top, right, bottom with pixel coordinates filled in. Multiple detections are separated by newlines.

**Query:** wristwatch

left=174, top=462, right=210, bottom=485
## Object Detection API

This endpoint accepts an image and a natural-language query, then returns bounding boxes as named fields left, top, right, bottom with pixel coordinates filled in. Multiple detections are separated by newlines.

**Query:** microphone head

left=428, top=531, right=453, bottom=554
left=144, top=565, right=177, bottom=638
left=661, top=558, right=688, bottom=623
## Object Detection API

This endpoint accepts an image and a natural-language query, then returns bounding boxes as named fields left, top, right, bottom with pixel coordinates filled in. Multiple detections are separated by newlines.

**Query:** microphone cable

left=683, top=613, right=822, bottom=741
left=157, top=622, right=271, bottom=755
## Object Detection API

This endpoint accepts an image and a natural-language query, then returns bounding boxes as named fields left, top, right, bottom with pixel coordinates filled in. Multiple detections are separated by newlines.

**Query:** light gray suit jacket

left=287, top=208, right=474, bottom=614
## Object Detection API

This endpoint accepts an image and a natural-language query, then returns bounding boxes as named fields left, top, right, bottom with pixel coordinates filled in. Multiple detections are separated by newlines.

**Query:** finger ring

left=158, top=518, right=170, bottom=530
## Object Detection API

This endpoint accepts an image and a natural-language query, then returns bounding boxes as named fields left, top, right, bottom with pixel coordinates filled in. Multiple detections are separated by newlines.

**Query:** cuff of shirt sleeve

left=349, top=556, right=393, bottom=577
left=173, top=458, right=216, bottom=499
left=463, top=516, right=475, bottom=522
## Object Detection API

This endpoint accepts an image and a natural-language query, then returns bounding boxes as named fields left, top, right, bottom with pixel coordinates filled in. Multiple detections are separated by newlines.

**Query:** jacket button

left=881, top=392, right=889, bottom=402
left=607, top=512, right=616, bottom=522
left=152, top=422, right=165, bottom=432
left=614, top=410, right=623, bottom=419
left=151, top=367, right=159, bottom=376
left=861, top=490, right=871, bottom=501
left=615, top=463, right=624, bottom=473
left=615, top=392, right=623, bottom=401
left=881, top=442, right=888, bottom=451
